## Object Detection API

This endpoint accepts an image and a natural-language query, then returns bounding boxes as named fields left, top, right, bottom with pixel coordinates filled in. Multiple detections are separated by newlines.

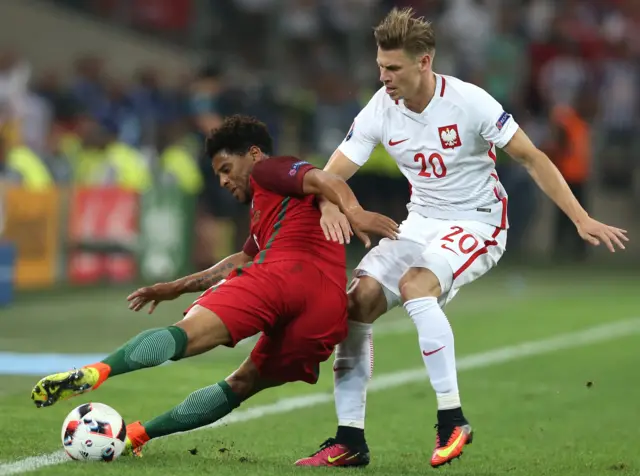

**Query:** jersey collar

left=397, top=73, right=442, bottom=124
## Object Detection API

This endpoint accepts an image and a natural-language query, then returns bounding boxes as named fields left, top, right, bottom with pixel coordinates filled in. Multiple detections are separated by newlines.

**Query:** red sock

left=82, top=362, right=112, bottom=390
left=128, top=421, right=151, bottom=444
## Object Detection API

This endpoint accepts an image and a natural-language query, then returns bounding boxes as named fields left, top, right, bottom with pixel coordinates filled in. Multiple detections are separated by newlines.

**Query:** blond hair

left=374, top=7, right=436, bottom=56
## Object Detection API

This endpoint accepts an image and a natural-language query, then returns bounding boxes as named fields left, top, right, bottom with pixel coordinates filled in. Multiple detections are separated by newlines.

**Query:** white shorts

left=354, top=212, right=507, bottom=310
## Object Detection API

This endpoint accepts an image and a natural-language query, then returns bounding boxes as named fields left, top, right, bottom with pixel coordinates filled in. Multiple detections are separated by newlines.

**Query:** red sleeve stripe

left=487, top=142, right=496, bottom=162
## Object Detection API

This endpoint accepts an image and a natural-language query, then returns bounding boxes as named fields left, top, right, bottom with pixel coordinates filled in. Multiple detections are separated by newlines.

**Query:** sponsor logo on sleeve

left=496, top=111, right=511, bottom=131
left=289, top=160, right=311, bottom=176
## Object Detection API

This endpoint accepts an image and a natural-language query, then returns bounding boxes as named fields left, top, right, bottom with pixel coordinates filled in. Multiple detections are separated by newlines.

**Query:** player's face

left=377, top=47, right=431, bottom=102
left=212, top=148, right=260, bottom=204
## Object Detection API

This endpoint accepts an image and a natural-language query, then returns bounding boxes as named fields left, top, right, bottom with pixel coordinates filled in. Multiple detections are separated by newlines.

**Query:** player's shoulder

left=251, top=156, right=314, bottom=180
left=253, top=156, right=306, bottom=170
left=439, top=75, right=496, bottom=107
left=251, top=155, right=287, bottom=178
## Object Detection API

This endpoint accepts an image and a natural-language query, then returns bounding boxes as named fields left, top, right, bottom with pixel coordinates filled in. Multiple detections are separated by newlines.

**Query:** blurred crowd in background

left=0, top=0, right=638, bottom=271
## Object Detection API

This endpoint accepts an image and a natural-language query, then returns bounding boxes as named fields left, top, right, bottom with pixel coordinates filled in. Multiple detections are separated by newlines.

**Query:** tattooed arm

left=127, top=238, right=257, bottom=314
left=171, top=251, right=252, bottom=293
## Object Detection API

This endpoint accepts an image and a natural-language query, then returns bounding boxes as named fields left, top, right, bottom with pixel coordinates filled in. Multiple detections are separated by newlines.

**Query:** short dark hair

left=205, top=115, right=274, bottom=158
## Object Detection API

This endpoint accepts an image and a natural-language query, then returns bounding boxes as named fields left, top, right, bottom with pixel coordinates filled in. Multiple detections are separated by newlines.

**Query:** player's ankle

left=336, top=425, right=367, bottom=447
left=436, top=392, right=461, bottom=411
left=84, top=362, right=111, bottom=389
left=437, top=406, right=467, bottom=426
left=139, top=426, right=151, bottom=444
left=129, top=421, right=151, bottom=443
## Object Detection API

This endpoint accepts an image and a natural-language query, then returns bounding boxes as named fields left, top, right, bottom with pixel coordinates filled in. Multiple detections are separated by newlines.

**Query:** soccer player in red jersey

left=30, top=115, right=399, bottom=456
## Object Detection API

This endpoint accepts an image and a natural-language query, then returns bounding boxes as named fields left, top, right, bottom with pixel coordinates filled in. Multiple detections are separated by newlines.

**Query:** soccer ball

left=61, top=402, right=127, bottom=462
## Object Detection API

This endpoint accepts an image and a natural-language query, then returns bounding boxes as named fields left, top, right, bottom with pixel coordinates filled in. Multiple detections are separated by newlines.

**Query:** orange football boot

left=431, top=423, right=473, bottom=467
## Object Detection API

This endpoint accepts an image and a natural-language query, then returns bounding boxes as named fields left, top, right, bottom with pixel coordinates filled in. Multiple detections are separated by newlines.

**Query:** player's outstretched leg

left=31, top=305, right=230, bottom=408
left=123, top=357, right=278, bottom=456
left=294, top=319, right=372, bottom=467
left=296, top=276, right=386, bottom=467
left=123, top=380, right=242, bottom=456
left=399, top=266, right=473, bottom=468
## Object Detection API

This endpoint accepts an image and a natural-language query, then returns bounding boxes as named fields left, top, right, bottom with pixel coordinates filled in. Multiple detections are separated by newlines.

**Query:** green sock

left=144, top=381, right=242, bottom=439
left=101, top=326, right=188, bottom=377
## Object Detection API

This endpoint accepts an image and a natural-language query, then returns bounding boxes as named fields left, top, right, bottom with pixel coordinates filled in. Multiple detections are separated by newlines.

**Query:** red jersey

left=240, top=156, right=347, bottom=292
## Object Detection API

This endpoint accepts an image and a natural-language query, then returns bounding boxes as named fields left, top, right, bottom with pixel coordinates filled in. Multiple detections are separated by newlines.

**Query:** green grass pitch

left=0, top=268, right=638, bottom=475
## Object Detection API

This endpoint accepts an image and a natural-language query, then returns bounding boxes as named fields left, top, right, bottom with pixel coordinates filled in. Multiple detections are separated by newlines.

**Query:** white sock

left=333, top=320, right=373, bottom=429
left=404, top=297, right=461, bottom=410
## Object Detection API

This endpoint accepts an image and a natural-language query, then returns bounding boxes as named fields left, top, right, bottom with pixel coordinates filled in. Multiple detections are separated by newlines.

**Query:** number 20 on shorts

left=440, top=226, right=479, bottom=255
left=414, top=152, right=447, bottom=178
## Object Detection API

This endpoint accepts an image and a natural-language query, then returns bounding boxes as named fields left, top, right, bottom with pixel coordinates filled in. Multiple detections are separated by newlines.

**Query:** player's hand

left=345, top=207, right=399, bottom=248
left=320, top=202, right=353, bottom=244
left=575, top=217, right=628, bottom=252
left=126, top=282, right=182, bottom=314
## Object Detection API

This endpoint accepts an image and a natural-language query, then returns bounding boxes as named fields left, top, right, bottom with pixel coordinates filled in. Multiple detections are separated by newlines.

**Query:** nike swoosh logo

left=423, top=346, right=446, bottom=357
left=327, top=452, right=349, bottom=463
left=388, top=138, right=409, bottom=146
left=435, top=430, right=466, bottom=458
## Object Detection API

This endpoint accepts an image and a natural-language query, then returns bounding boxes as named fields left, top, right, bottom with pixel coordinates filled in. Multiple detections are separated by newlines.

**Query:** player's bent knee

left=175, top=305, right=232, bottom=358
left=347, top=276, right=387, bottom=324
left=399, top=268, right=441, bottom=302
left=226, top=357, right=285, bottom=400
left=225, top=358, right=268, bottom=400
left=399, top=259, right=453, bottom=303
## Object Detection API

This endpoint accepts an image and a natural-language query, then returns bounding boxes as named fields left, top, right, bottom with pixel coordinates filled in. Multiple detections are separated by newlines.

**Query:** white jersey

left=338, top=74, right=519, bottom=229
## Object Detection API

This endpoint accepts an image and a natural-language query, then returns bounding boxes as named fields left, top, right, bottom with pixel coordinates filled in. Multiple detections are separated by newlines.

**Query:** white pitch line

left=1, top=318, right=638, bottom=476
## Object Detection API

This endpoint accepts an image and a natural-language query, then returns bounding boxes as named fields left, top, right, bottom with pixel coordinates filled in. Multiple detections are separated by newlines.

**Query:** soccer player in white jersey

left=295, top=7, right=628, bottom=469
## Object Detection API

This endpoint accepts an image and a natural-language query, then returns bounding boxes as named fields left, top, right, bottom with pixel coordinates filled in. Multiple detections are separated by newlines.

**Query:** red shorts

left=184, top=260, right=347, bottom=384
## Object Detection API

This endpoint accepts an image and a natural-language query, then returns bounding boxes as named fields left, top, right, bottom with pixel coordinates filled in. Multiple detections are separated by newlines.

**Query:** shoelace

left=433, top=423, right=455, bottom=447
left=308, top=438, right=339, bottom=457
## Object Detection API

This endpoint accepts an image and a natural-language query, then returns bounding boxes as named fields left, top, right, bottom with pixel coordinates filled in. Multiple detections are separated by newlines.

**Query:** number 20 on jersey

left=414, top=152, right=447, bottom=178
